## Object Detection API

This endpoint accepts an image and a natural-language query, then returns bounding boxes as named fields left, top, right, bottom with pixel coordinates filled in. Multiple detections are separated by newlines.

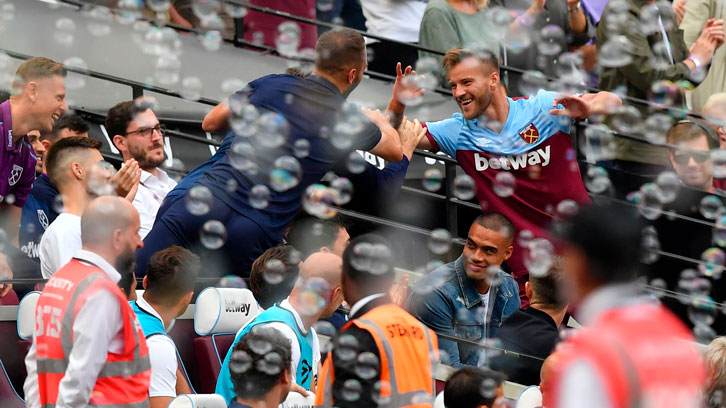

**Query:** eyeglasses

left=672, top=150, right=710, bottom=165
left=125, top=124, right=166, bottom=138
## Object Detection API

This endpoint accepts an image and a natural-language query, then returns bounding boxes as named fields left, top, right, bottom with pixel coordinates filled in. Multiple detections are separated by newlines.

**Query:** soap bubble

left=537, top=25, right=565, bottom=56
left=192, top=0, right=222, bottom=21
left=423, top=168, right=443, bottom=192
left=63, top=57, right=88, bottom=90
left=153, top=53, right=181, bottom=86
left=350, top=241, right=393, bottom=275
left=256, top=112, right=290, bottom=149
left=583, top=124, right=617, bottom=161
left=316, top=0, right=335, bottom=12
left=185, top=185, right=214, bottom=216
left=331, top=177, right=353, bottom=205
left=714, top=209, right=726, bottom=247
left=302, top=184, right=338, bottom=219
left=86, top=6, right=112, bottom=36
left=200, top=220, right=227, bottom=249
left=346, top=151, right=367, bottom=174
left=641, top=226, right=661, bottom=264
left=220, top=77, right=246, bottom=96
left=355, top=352, right=380, bottom=380
left=493, top=172, right=516, bottom=197
left=642, top=113, right=673, bottom=145
left=598, top=36, right=634, bottom=68
left=263, top=259, right=286, bottom=285
left=54, top=17, right=76, bottom=47
left=699, top=248, right=726, bottom=279
left=224, top=3, right=247, bottom=17
left=200, top=30, right=222, bottom=52
left=341, top=379, right=362, bottom=401
left=700, top=195, right=723, bottom=219
left=87, top=161, right=118, bottom=197
left=584, top=166, right=611, bottom=194
left=524, top=238, right=555, bottom=277
left=428, top=229, right=452, bottom=255
left=414, top=57, right=442, bottom=90
left=228, top=141, right=258, bottom=174
left=611, top=105, right=642, bottom=135
left=655, top=171, right=680, bottom=203
left=270, top=156, right=302, bottom=192
left=335, top=334, right=359, bottom=361
left=147, top=0, right=171, bottom=13
left=638, top=183, right=663, bottom=220
left=454, top=174, right=476, bottom=200
left=712, top=150, right=726, bottom=179
left=179, top=76, right=203, bottom=101
left=276, top=21, right=301, bottom=57
left=249, top=184, right=271, bottom=209
left=519, top=70, right=549, bottom=97
left=297, top=277, right=329, bottom=316
left=293, top=138, right=310, bottom=159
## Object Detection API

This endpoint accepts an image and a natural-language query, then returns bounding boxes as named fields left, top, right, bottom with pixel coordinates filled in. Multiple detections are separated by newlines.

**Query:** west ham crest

left=8, top=164, right=22, bottom=186
left=37, top=210, right=49, bottom=230
left=518, top=123, right=540, bottom=144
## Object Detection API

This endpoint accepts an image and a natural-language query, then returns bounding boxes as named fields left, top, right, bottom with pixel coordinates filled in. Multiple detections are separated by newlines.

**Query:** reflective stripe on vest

left=35, top=259, right=151, bottom=408
left=316, top=304, right=439, bottom=407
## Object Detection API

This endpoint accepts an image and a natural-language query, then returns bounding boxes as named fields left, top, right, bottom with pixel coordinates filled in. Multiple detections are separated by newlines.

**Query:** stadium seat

left=516, top=385, right=543, bottom=408
left=433, top=391, right=445, bottom=408
left=16, top=291, right=40, bottom=382
left=168, top=394, right=226, bottom=408
left=0, top=358, right=24, bottom=408
left=192, top=287, right=260, bottom=393
left=0, top=290, right=19, bottom=305
left=281, top=391, right=315, bottom=407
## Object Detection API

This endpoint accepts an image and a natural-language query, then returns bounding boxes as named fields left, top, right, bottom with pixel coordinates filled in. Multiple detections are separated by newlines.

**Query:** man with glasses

left=667, top=119, right=723, bottom=195
left=107, top=100, right=176, bottom=239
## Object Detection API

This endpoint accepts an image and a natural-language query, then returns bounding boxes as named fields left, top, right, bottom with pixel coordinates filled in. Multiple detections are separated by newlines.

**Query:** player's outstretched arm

left=550, top=92, right=622, bottom=120
left=202, top=99, right=231, bottom=132
left=386, top=62, right=421, bottom=130
left=362, top=107, right=404, bottom=162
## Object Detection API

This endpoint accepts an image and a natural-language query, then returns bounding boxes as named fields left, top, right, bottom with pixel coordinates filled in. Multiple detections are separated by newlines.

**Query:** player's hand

left=0, top=253, right=13, bottom=298
left=550, top=95, right=591, bottom=120
left=398, top=119, right=427, bottom=160
left=112, top=159, right=140, bottom=201
left=392, top=62, right=422, bottom=108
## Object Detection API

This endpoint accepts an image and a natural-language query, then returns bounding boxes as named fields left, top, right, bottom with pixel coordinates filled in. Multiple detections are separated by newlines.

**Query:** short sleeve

left=424, top=116, right=462, bottom=158
left=354, top=120, right=383, bottom=152
left=147, top=336, right=178, bottom=398
left=534, top=90, right=572, bottom=135
left=13, top=153, right=36, bottom=207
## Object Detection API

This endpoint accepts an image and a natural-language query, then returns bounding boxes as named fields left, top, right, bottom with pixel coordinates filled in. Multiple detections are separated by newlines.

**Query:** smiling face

left=461, top=222, right=513, bottom=283
left=121, top=109, right=165, bottom=170
left=670, top=134, right=713, bottom=191
left=447, top=56, right=499, bottom=120
left=29, top=75, right=68, bottom=133
left=27, top=130, right=45, bottom=174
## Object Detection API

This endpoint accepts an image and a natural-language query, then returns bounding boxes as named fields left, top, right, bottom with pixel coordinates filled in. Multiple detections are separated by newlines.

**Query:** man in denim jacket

left=407, top=213, right=521, bottom=366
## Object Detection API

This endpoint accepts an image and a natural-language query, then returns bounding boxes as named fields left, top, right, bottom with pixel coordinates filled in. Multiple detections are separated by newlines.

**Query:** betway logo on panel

left=225, top=300, right=252, bottom=316
left=474, top=145, right=550, bottom=171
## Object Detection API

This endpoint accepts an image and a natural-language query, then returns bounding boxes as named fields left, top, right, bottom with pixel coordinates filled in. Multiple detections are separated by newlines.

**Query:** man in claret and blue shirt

left=396, top=47, right=622, bottom=306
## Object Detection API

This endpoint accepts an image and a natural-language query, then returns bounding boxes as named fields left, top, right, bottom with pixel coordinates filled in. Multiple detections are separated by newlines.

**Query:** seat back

left=167, top=394, right=226, bottom=408
left=193, top=287, right=261, bottom=393
left=16, top=291, right=40, bottom=340
left=433, top=391, right=445, bottom=408
left=0, top=359, right=24, bottom=408
left=281, top=391, right=315, bottom=408
left=516, top=385, right=543, bottom=408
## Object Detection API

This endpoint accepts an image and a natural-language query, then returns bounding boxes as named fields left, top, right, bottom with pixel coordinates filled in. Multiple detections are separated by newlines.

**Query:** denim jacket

left=406, top=255, right=521, bottom=367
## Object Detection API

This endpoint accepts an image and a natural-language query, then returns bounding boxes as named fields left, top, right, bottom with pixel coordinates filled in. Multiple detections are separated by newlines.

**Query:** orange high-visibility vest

left=35, top=258, right=151, bottom=408
left=316, top=304, right=439, bottom=407
left=549, top=303, right=704, bottom=408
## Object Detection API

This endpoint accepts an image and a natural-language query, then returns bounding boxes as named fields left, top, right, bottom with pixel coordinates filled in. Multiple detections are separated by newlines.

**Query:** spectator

left=490, top=256, right=568, bottom=385
left=26, top=131, right=45, bottom=176
left=549, top=204, right=705, bottom=407
left=248, top=245, right=301, bottom=310
left=38, top=137, right=104, bottom=278
left=315, top=234, right=439, bottom=408
left=360, top=0, right=426, bottom=76
left=137, top=28, right=413, bottom=279
left=23, top=196, right=148, bottom=408
left=396, top=47, right=620, bottom=304
left=0, top=57, right=67, bottom=246
left=597, top=0, right=724, bottom=184
left=39, top=136, right=139, bottom=278
left=217, top=252, right=344, bottom=404
left=20, top=112, right=90, bottom=264
left=107, top=100, right=177, bottom=239
left=490, top=0, right=594, bottom=94
left=681, top=1, right=726, bottom=112
left=702, top=92, right=726, bottom=148
left=286, top=214, right=349, bottom=258
left=667, top=119, right=722, bottom=194
left=131, top=246, right=199, bottom=408
left=407, top=213, right=521, bottom=366
left=444, top=366, right=507, bottom=408
left=118, top=265, right=138, bottom=301
left=705, top=337, right=726, bottom=408
left=228, top=326, right=294, bottom=408
left=419, top=0, right=500, bottom=86
left=317, top=0, right=367, bottom=34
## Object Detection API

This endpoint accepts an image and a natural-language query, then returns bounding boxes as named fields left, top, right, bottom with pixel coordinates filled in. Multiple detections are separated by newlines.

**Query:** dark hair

left=554, top=204, right=643, bottom=284
left=145, top=246, right=200, bottom=306
left=342, top=233, right=395, bottom=292
left=44, top=136, right=102, bottom=187
left=314, top=28, right=366, bottom=74
left=43, top=112, right=89, bottom=142
left=286, top=215, right=346, bottom=259
left=444, top=367, right=506, bottom=408
left=105, top=100, right=145, bottom=139
left=529, top=256, right=567, bottom=309
left=118, top=271, right=135, bottom=300
left=249, top=245, right=301, bottom=309
left=443, top=47, right=499, bottom=75
left=230, top=325, right=292, bottom=399
left=473, top=212, right=515, bottom=243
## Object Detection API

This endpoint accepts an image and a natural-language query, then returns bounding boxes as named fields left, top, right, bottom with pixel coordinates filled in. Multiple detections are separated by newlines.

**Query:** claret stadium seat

left=193, top=287, right=261, bottom=393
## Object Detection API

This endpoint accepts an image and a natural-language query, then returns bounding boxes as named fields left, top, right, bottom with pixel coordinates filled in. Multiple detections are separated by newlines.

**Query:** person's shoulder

left=425, top=0, right=452, bottom=12
left=146, top=334, right=177, bottom=355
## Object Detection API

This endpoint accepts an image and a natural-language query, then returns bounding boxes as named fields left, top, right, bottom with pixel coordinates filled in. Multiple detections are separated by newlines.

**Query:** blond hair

left=442, top=46, right=499, bottom=74
left=475, top=0, right=489, bottom=9
left=15, top=57, right=66, bottom=82
left=706, top=337, right=726, bottom=405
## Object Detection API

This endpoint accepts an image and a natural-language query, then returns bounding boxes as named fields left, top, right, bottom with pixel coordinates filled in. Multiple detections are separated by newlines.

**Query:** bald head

left=300, top=252, right=343, bottom=287
left=81, top=196, right=138, bottom=248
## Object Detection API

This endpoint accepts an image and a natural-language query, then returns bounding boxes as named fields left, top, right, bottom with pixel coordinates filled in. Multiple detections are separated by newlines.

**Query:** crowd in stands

left=1, top=0, right=726, bottom=407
